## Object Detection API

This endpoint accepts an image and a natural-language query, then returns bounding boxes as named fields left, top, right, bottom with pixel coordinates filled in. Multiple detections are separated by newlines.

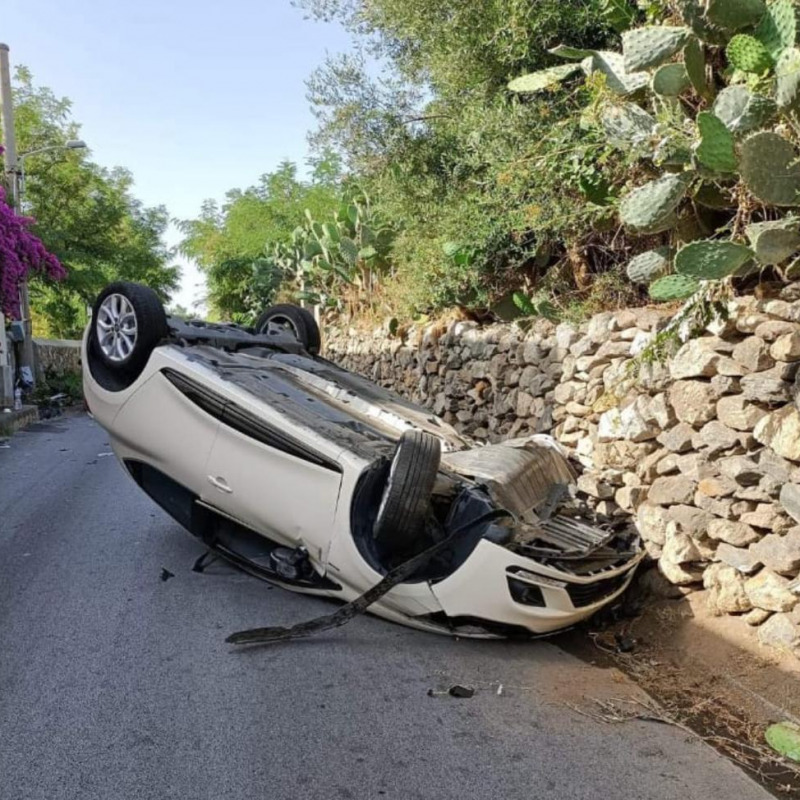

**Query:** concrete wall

left=33, top=338, right=81, bottom=379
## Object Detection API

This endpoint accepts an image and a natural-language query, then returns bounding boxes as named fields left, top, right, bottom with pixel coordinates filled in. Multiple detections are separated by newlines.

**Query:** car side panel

left=203, top=427, right=343, bottom=565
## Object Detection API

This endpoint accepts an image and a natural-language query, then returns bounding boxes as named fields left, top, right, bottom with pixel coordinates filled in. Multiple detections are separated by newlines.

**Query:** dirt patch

left=559, top=588, right=800, bottom=797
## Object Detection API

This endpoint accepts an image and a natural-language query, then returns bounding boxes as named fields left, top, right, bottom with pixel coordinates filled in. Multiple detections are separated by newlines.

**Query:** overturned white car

left=83, top=282, right=644, bottom=639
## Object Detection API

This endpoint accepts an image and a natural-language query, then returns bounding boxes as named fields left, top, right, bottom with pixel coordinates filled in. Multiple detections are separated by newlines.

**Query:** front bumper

left=428, top=538, right=643, bottom=635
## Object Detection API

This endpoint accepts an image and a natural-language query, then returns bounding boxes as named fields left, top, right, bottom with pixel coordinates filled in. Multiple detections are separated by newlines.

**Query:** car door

left=202, top=399, right=344, bottom=566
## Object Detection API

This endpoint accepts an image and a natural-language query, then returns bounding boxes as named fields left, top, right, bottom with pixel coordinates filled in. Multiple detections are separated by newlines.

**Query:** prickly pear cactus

left=727, top=34, right=774, bottom=73
left=622, top=26, right=691, bottom=73
left=601, top=103, right=656, bottom=149
left=695, top=112, right=737, bottom=173
left=683, top=38, right=712, bottom=101
left=620, top=174, right=691, bottom=233
left=339, top=237, right=359, bottom=266
left=649, top=274, right=701, bottom=302
left=674, top=240, right=755, bottom=279
left=581, top=51, right=649, bottom=95
left=740, top=131, right=800, bottom=206
left=626, top=248, right=672, bottom=284
left=755, top=0, right=797, bottom=58
left=652, top=63, right=691, bottom=96
left=746, top=218, right=800, bottom=264
left=706, top=0, right=766, bottom=31
left=712, top=85, right=776, bottom=134
left=776, top=47, right=800, bottom=111
left=507, top=63, right=582, bottom=93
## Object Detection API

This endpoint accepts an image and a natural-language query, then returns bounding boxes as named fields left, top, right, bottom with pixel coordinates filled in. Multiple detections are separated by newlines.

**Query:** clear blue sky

left=3, top=0, right=354, bottom=309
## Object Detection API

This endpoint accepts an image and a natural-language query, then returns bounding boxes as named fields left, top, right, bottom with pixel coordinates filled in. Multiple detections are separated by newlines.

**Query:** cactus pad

left=726, top=34, right=774, bottom=73
left=601, top=103, right=656, bottom=149
left=581, top=51, right=649, bottom=95
left=683, top=38, right=712, bottom=101
left=507, top=64, right=582, bottom=93
left=707, top=0, right=766, bottom=31
left=776, top=47, right=800, bottom=111
left=649, top=274, right=701, bottom=302
left=548, top=45, right=594, bottom=60
left=626, top=248, right=672, bottom=284
left=755, top=0, right=796, bottom=58
left=712, top=85, right=776, bottom=134
left=746, top=218, right=800, bottom=264
left=740, top=131, right=800, bottom=206
left=620, top=174, right=691, bottom=233
left=695, top=112, right=738, bottom=173
left=652, top=63, right=691, bottom=96
left=674, top=240, right=755, bottom=279
left=694, top=182, right=737, bottom=209
left=622, top=26, right=691, bottom=72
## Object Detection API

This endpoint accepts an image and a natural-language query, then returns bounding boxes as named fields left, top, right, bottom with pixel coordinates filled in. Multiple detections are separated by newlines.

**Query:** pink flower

left=0, top=185, right=65, bottom=318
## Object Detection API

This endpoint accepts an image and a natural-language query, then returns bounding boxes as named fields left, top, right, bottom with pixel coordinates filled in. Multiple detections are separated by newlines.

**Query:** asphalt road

left=0, top=414, right=774, bottom=800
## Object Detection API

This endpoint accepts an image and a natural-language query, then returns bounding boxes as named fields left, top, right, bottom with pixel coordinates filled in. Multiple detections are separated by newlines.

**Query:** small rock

left=716, top=395, right=767, bottom=432
left=694, top=493, right=736, bottom=519
left=615, top=485, right=646, bottom=511
left=743, top=608, right=772, bottom=626
left=659, top=555, right=704, bottom=586
left=576, top=474, right=614, bottom=500
left=647, top=476, right=697, bottom=506
left=708, top=519, right=760, bottom=547
left=741, top=371, right=792, bottom=406
left=754, top=406, right=800, bottom=461
left=719, top=456, right=763, bottom=486
left=670, top=505, right=715, bottom=538
left=657, top=422, right=696, bottom=453
left=760, top=450, right=794, bottom=483
left=716, top=357, right=747, bottom=377
left=740, top=503, right=793, bottom=533
left=770, top=331, right=800, bottom=362
left=703, top=563, right=752, bottom=615
left=757, top=613, right=800, bottom=652
left=636, top=504, right=670, bottom=545
left=664, top=523, right=704, bottom=565
left=746, top=569, right=799, bottom=612
left=697, top=477, right=737, bottom=498
left=710, top=374, right=740, bottom=396
left=669, top=339, right=721, bottom=380
left=448, top=685, right=475, bottom=699
left=669, top=381, right=718, bottom=426
left=735, top=337, right=776, bottom=372
left=755, top=320, right=797, bottom=341
left=780, top=484, right=800, bottom=524
left=692, top=420, right=743, bottom=456
left=716, top=543, right=763, bottom=574
left=750, top=530, right=800, bottom=575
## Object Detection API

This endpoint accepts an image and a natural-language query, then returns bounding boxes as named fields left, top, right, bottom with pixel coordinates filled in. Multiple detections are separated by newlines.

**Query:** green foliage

left=712, top=86, right=776, bottom=135
left=649, top=274, right=700, bottom=301
left=746, top=217, right=800, bottom=264
left=626, top=248, right=671, bottom=285
left=695, top=112, right=737, bottom=173
left=726, top=34, right=774, bottom=73
left=674, top=241, right=755, bottom=279
left=706, top=0, right=766, bottom=32
left=755, top=0, right=797, bottom=58
left=177, top=158, right=341, bottom=319
left=619, top=175, right=690, bottom=233
left=775, top=47, right=800, bottom=110
left=740, top=132, right=800, bottom=206
left=652, top=63, right=691, bottom=96
left=507, top=64, right=582, bottom=93
left=622, top=26, right=691, bottom=72
left=6, top=67, right=179, bottom=338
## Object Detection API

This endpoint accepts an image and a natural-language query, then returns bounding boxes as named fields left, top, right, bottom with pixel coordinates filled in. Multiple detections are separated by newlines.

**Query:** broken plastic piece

left=766, top=722, right=800, bottom=762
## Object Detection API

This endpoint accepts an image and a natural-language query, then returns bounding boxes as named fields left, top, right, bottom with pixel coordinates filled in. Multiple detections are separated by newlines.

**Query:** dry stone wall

left=325, top=288, right=800, bottom=657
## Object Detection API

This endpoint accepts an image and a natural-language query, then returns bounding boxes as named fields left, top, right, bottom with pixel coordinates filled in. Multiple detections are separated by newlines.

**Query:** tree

left=3, top=67, right=180, bottom=338
left=177, top=156, right=342, bottom=320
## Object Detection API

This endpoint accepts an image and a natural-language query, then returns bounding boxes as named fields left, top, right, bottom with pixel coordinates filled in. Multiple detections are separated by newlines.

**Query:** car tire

left=373, top=430, right=442, bottom=558
left=254, top=304, right=321, bottom=354
left=91, top=282, right=168, bottom=379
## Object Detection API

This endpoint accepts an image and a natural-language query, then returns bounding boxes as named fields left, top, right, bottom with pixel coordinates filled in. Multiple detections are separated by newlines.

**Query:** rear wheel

left=91, top=282, right=168, bottom=379
left=254, top=304, right=321, bottom=354
left=373, top=430, right=442, bottom=561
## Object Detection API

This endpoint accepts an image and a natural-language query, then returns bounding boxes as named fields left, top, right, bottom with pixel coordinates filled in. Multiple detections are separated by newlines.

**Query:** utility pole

left=0, top=42, right=35, bottom=396
left=0, top=43, right=16, bottom=406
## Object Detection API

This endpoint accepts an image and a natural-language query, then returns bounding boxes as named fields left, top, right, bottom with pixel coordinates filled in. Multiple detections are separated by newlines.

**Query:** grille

left=565, top=571, right=630, bottom=608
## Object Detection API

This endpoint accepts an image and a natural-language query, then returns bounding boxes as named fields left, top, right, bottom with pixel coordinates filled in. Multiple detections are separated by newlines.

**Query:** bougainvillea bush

left=0, top=184, right=65, bottom=319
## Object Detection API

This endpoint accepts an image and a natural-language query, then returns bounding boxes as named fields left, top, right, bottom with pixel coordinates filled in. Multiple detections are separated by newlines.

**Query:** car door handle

left=208, top=475, right=233, bottom=494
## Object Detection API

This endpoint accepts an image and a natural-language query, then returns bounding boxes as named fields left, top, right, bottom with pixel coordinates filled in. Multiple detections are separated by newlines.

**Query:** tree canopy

left=3, top=67, right=179, bottom=338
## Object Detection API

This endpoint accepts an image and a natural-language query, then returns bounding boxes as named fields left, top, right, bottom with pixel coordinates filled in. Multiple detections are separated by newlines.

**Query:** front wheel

left=92, top=282, right=168, bottom=378
left=254, top=304, right=321, bottom=354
